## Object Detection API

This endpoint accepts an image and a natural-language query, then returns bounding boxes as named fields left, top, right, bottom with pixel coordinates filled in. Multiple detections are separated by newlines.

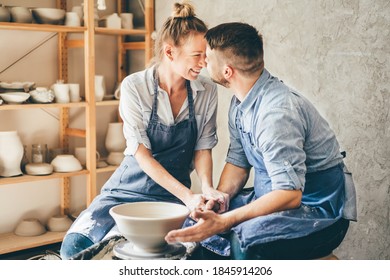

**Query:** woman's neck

left=156, top=64, right=186, bottom=96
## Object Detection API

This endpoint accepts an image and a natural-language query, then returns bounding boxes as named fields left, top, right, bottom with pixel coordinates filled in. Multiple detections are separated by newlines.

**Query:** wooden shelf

left=0, top=170, right=89, bottom=186
left=96, top=165, right=118, bottom=174
left=0, top=101, right=87, bottom=111
left=96, top=99, right=119, bottom=106
left=0, top=231, right=65, bottom=255
left=0, top=22, right=86, bottom=33
left=95, top=27, right=146, bottom=36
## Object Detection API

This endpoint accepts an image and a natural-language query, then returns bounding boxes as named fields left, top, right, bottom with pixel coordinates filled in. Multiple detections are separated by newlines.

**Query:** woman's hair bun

left=172, top=1, right=196, bottom=18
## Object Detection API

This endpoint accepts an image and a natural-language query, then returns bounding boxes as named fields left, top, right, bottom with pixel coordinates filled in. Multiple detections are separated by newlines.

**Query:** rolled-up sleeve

left=119, top=77, right=151, bottom=156
left=256, top=107, right=306, bottom=191
left=194, top=83, right=218, bottom=150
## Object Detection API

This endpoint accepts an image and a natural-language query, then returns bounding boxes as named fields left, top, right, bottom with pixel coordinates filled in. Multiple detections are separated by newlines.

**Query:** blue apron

left=198, top=110, right=346, bottom=256
left=67, top=75, right=197, bottom=244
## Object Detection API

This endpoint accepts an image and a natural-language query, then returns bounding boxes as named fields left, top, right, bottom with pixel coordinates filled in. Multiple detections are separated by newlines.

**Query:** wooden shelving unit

left=0, top=0, right=154, bottom=256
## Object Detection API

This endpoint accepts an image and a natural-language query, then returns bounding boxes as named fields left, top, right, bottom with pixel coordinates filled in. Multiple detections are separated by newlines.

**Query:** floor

left=0, top=242, right=62, bottom=260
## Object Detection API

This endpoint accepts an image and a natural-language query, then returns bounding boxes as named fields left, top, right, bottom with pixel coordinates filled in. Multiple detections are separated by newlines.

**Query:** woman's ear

left=163, top=44, right=174, bottom=61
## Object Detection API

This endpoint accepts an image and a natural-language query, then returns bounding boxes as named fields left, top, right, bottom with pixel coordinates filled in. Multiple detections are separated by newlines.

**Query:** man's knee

left=60, top=233, right=94, bottom=260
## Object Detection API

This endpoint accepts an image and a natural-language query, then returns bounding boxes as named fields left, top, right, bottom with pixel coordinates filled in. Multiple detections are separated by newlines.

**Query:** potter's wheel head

left=113, top=241, right=186, bottom=260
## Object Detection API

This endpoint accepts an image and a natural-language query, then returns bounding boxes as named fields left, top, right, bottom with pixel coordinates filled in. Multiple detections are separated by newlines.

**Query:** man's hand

left=165, top=210, right=231, bottom=243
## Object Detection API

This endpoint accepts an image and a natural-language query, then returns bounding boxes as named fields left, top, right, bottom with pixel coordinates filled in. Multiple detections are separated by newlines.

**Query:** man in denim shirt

left=166, top=22, right=357, bottom=260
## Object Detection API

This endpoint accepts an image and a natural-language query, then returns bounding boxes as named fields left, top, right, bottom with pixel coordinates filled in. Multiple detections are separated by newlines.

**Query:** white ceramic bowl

left=110, top=202, right=190, bottom=253
left=29, top=89, right=55, bottom=104
left=51, top=154, right=82, bottom=172
left=0, top=92, right=30, bottom=104
left=25, top=163, right=54, bottom=175
left=32, top=8, right=65, bottom=25
left=47, top=214, right=73, bottom=232
left=14, top=218, right=46, bottom=237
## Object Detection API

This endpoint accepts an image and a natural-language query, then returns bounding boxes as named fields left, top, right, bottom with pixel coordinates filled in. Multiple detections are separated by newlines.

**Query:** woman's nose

left=199, top=55, right=207, bottom=67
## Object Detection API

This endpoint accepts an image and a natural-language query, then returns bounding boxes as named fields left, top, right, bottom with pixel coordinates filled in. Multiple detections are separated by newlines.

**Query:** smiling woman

left=59, top=1, right=224, bottom=260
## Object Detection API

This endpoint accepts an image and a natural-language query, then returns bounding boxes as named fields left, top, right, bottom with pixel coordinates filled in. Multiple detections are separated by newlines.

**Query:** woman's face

left=170, top=33, right=207, bottom=80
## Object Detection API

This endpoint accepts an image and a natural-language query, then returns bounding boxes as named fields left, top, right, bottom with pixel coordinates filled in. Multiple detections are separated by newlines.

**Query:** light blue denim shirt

left=226, top=68, right=344, bottom=191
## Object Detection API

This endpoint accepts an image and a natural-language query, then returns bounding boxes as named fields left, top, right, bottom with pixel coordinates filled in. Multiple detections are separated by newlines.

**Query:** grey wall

left=156, top=0, right=390, bottom=259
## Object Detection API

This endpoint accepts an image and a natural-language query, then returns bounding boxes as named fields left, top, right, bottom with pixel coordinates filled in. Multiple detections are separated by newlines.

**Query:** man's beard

left=210, top=74, right=230, bottom=88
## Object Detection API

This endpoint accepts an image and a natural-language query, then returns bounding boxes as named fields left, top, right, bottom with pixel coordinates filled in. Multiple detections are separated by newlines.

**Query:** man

left=165, top=22, right=357, bottom=260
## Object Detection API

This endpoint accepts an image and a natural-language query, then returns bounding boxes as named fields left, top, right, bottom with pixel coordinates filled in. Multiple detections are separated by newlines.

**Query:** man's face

left=205, top=45, right=229, bottom=87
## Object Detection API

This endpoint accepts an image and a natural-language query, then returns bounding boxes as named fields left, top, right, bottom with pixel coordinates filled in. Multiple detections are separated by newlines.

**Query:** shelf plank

left=0, top=231, right=65, bottom=255
left=96, top=165, right=118, bottom=174
left=0, top=102, right=87, bottom=111
left=96, top=100, right=119, bottom=106
left=0, top=22, right=86, bottom=33
left=0, top=170, right=89, bottom=186
left=95, top=27, right=146, bottom=36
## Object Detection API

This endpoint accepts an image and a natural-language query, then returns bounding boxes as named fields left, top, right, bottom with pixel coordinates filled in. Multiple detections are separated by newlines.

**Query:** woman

left=60, top=1, right=225, bottom=259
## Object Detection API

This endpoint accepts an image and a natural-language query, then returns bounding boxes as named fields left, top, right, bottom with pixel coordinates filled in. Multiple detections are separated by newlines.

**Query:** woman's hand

left=183, top=193, right=207, bottom=212
left=202, top=188, right=230, bottom=213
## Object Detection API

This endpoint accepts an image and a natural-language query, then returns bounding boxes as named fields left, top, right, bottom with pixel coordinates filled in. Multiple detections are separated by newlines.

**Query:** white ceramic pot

left=51, top=154, right=82, bottom=172
left=47, top=214, right=73, bottom=232
left=14, top=218, right=46, bottom=237
left=107, top=151, right=124, bottom=166
left=94, top=75, right=106, bottom=102
left=105, top=122, right=126, bottom=153
left=0, top=131, right=24, bottom=177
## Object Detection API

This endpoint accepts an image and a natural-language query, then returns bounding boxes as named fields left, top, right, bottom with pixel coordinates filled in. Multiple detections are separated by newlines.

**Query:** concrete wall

left=156, top=0, right=390, bottom=259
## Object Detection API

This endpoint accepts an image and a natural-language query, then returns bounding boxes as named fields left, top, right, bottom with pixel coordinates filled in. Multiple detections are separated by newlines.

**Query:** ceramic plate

left=0, top=81, right=35, bottom=90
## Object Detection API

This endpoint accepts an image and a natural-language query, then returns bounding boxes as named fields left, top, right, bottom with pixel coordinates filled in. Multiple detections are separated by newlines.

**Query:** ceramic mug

left=120, top=13, right=133, bottom=29
left=68, top=83, right=80, bottom=102
left=74, top=147, right=100, bottom=167
left=52, top=83, right=70, bottom=103
left=65, top=12, right=81, bottom=27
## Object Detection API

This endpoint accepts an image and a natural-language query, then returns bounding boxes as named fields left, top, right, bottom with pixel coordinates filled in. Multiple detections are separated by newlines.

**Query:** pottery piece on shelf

left=97, top=160, right=108, bottom=168
left=0, top=81, right=35, bottom=92
left=98, top=13, right=121, bottom=29
left=51, top=154, right=82, bottom=172
left=29, top=89, right=55, bottom=104
left=51, top=82, right=70, bottom=103
left=10, top=6, right=33, bottom=23
left=65, top=12, right=81, bottom=27
left=94, top=75, right=106, bottom=102
left=31, top=8, right=66, bottom=25
left=25, top=163, right=54, bottom=176
left=0, top=92, right=30, bottom=104
left=14, top=218, right=46, bottom=237
left=110, top=202, right=190, bottom=253
left=47, top=214, right=73, bottom=232
left=105, top=122, right=126, bottom=152
left=0, top=131, right=24, bottom=177
left=106, top=152, right=124, bottom=166
left=0, top=5, right=11, bottom=22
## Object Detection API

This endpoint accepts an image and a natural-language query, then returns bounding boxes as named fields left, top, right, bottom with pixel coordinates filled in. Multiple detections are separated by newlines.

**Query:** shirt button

left=284, top=161, right=289, bottom=166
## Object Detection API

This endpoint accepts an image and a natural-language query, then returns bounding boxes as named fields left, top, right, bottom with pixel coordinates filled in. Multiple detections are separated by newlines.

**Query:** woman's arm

left=134, top=144, right=204, bottom=210
left=194, top=149, right=229, bottom=212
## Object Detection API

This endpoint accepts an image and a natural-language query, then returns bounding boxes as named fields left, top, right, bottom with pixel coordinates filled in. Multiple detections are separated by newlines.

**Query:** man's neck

left=232, top=69, right=263, bottom=102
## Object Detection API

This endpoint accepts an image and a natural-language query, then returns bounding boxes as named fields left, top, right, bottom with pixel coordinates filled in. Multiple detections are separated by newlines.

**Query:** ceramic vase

left=105, top=122, right=126, bottom=153
left=0, top=131, right=24, bottom=177
left=94, top=75, right=106, bottom=102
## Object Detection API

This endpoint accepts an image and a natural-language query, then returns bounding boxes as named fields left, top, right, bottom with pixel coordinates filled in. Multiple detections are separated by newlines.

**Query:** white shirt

left=119, top=66, right=218, bottom=156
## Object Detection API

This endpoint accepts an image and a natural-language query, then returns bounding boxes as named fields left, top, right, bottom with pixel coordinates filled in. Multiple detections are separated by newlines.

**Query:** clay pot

left=0, top=131, right=24, bottom=177
left=105, top=122, right=126, bottom=153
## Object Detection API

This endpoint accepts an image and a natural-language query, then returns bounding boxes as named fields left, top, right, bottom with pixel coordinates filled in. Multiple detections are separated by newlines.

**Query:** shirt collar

left=148, top=65, right=205, bottom=99
left=236, top=68, right=270, bottom=114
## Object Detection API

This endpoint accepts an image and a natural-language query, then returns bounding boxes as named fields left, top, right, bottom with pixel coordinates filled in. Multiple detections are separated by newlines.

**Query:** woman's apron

left=67, top=76, right=198, bottom=243
left=199, top=111, right=346, bottom=256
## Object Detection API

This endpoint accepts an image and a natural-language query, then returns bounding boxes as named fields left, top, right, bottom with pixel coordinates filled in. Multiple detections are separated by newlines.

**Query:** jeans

left=230, top=218, right=349, bottom=260
left=60, top=233, right=94, bottom=260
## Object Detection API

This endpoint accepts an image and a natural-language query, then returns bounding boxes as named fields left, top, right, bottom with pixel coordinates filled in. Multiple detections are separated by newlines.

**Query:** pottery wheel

left=112, top=241, right=187, bottom=260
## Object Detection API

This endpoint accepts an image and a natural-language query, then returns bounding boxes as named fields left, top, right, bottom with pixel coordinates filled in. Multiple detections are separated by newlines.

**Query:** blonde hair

left=153, top=1, right=207, bottom=63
